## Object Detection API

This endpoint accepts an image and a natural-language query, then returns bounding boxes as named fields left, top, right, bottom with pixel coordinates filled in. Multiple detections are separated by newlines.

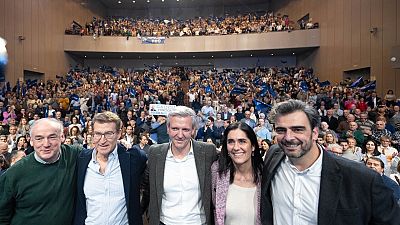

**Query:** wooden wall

left=0, top=0, right=105, bottom=84
left=271, top=0, right=400, bottom=96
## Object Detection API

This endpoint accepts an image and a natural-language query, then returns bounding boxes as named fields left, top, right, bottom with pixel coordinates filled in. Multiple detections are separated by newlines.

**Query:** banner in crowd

left=149, top=104, right=176, bottom=116
left=140, top=37, right=166, bottom=44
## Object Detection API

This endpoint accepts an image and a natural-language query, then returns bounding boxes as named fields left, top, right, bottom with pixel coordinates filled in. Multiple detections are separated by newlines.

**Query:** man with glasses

left=74, top=111, right=148, bottom=225
left=0, top=118, right=81, bottom=225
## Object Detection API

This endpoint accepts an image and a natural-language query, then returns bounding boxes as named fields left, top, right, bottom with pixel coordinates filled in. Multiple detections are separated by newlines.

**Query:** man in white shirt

left=262, top=99, right=400, bottom=225
left=146, top=106, right=217, bottom=225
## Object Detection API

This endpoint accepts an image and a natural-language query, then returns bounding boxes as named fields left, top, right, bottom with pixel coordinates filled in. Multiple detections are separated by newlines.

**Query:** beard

left=278, top=134, right=314, bottom=159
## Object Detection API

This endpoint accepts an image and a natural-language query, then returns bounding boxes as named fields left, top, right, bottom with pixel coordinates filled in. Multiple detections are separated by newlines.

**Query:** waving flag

left=359, top=80, right=376, bottom=92
left=349, top=77, right=363, bottom=88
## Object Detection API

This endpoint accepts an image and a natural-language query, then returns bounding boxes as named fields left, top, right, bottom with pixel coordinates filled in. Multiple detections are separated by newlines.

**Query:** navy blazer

left=261, top=144, right=400, bottom=225
left=74, top=144, right=148, bottom=225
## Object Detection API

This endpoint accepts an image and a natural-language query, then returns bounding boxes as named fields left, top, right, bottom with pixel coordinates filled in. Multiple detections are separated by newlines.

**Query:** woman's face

left=366, top=141, right=375, bottom=152
left=326, top=134, right=334, bottom=143
left=72, top=117, right=78, bottom=123
left=18, top=137, right=26, bottom=146
left=261, top=141, right=269, bottom=151
left=226, top=128, right=253, bottom=167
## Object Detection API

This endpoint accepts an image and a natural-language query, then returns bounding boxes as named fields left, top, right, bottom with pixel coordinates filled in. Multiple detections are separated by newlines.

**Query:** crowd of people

left=65, top=11, right=317, bottom=37
left=0, top=64, right=399, bottom=224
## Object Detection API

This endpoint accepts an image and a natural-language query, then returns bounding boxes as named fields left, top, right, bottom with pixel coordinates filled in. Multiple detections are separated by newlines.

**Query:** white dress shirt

left=161, top=142, right=205, bottom=225
left=271, top=148, right=323, bottom=225
left=84, top=146, right=128, bottom=225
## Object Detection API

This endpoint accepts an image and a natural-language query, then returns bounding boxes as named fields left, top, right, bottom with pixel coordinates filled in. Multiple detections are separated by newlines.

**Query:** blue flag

left=349, top=77, right=363, bottom=88
left=260, top=85, right=268, bottom=97
left=267, top=84, right=277, bottom=98
left=230, top=86, right=247, bottom=95
left=205, top=85, right=213, bottom=94
left=253, top=99, right=272, bottom=112
left=319, top=80, right=331, bottom=87
left=359, top=80, right=376, bottom=92
left=300, top=81, right=309, bottom=92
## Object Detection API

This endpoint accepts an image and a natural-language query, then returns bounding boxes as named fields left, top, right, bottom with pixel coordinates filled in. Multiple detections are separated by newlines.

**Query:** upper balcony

left=64, top=29, right=320, bottom=55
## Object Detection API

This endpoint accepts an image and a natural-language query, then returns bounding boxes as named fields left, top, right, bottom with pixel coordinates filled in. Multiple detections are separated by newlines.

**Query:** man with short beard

left=261, top=99, right=400, bottom=225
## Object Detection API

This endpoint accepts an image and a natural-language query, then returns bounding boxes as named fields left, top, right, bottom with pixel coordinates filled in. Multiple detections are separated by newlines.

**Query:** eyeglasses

left=93, top=131, right=116, bottom=141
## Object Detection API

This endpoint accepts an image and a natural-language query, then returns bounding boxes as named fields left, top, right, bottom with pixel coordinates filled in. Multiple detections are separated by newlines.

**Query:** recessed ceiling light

left=193, top=55, right=195, bottom=58
left=121, top=56, right=123, bottom=58
left=175, top=62, right=178, bottom=65
left=230, top=54, right=233, bottom=57
left=84, top=55, right=87, bottom=58
left=211, top=55, right=214, bottom=58
left=147, top=0, right=150, bottom=2
left=250, top=54, right=253, bottom=57
left=118, top=1, right=122, bottom=3
left=162, top=0, right=164, bottom=2
left=270, top=53, right=274, bottom=56
left=177, top=0, right=179, bottom=1
left=132, top=0, right=135, bottom=2
left=174, top=56, right=177, bottom=58
left=102, top=55, right=105, bottom=58
left=157, top=56, right=159, bottom=59
left=292, top=52, right=295, bottom=55
left=138, top=56, right=141, bottom=59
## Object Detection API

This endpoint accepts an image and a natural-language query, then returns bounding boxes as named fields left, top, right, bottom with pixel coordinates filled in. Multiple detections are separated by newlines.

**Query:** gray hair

left=29, top=118, right=64, bottom=137
left=269, top=99, right=321, bottom=129
left=167, top=106, right=198, bottom=130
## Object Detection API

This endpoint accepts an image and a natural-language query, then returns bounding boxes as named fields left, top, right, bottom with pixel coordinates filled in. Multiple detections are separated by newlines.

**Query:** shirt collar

left=34, top=148, right=62, bottom=165
left=284, top=145, right=324, bottom=174
left=167, top=140, right=194, bottom=159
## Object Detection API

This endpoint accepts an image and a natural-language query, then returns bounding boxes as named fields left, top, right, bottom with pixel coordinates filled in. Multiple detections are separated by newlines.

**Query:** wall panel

left=0, top=0, right=5, bottom=37
left=351, top=0, right=361, bottom=69
left=360, top=0, right=371, bottom=68
left=382, top=0, right=397, bottom=92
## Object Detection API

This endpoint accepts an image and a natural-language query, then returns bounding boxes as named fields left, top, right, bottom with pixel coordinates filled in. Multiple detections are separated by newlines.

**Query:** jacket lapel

left=117, top=144, right=130, bottom=210
left=193, top=141, right=206, bottom=195
left=156, top=144, right=169, bottom=208
left=317, top=153, right=342, bottom=225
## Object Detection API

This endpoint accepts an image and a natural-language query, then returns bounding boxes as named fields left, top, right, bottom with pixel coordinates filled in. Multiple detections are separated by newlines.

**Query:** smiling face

left=30, top=120, right=64, bottom=163
left=167, top=116, right=195, bottom=154
left=227, top=128, right=253, bottom=167
left=93, top=122, right=121, bottom=157
left=274, top=111, right=319, bottom=163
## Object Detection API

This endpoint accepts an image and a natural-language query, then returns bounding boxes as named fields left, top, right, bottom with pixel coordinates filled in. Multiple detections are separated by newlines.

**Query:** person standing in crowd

left=262, top=99, right=400, bottom=225
left=132, top=133, right=150, bottom=155
left=0, top=118, right=82, bottom=225
left=74, top=111, right=148, bottom=225
left=365, top=157, right=400, bottom=204
left=211, top=122, right=263, bottom=225
left=146, top=106, right=218, bottom=225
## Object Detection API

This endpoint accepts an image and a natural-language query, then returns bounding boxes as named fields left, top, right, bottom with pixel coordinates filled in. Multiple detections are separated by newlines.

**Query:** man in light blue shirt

left=74, top=111, right=148, bottom=225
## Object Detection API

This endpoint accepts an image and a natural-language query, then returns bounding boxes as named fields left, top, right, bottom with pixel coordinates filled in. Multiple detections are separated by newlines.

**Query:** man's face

left=126, top=126, right=133, bottom=135
left=360, top=114, right=368, bottom=122
left=381, top=139, right=391, bottom=147
left=30, top=121, right=64, bottom=162
left=167, top=116, right=195, bottom=153
left=93, top=122, right=121, bottom=157
left=349, top=122, right=358, bottom=131
left=339, top=142, right=349, bottom=151
left=0, top=143, right=8, bottom=154
left=56, top=112, right=62, bottom=119
left=0, top=136, right=7, bottom=143
left=376, top=121, right=386, bottom=130
left=366, top=159, right=384, bottom=174
left=245, top=111, right=251, bottom=119
left=140, top=135, right=148, bottom=146
left=274, top=111, right=318, bottom=159
left=9, top=126, right=17, bottom=135
left=327, top=109, right=333, bottom=116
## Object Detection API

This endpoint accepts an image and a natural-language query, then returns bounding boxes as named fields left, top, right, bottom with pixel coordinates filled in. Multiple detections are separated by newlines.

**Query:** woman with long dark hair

left=211, top=122, right=263, bottom=225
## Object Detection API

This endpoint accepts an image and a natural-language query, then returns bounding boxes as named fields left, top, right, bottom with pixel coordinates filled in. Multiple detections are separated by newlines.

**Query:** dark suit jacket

left=261, top=145, right=400, bottom=225
left=147, top=141, right=218, bottom=225
left=74, top=144, right=148, bottom=225
left=321, top=116, right=339, bottom=131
